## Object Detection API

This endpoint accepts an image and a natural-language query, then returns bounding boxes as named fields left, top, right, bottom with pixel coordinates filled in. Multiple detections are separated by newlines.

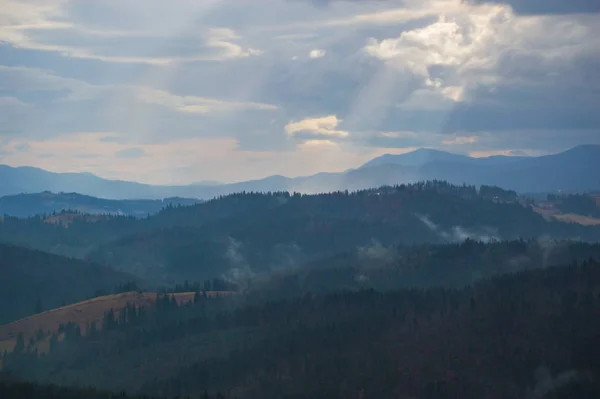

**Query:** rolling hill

left=0, top=244, right=135, bottom=325
left=0, top=191, right=201, bottom=218
left=1, top=145, right=599, bottom=199
left=0, top=291, right=211, bottom=354
left=3, top=257, right=600, bottom=397
left=3, top=182, right=600, bottom=285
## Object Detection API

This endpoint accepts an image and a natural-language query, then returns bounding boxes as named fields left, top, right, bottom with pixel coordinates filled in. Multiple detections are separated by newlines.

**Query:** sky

left=0, top=0, right=599, bottom=185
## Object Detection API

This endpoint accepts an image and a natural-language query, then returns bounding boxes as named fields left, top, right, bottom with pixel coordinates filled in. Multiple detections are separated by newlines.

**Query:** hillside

left=0, top=291, right=233, bottom=354
left=0, top=380, right=226, bottom=399
left=2, top=182, right=600, bottom=284
left=0, top=192, right=201, bottom=218
left=0, top=244, right=135, bottom=325
left=3, top=257, right=600, bottom=398
left=2, top=145, right=600, bottom=199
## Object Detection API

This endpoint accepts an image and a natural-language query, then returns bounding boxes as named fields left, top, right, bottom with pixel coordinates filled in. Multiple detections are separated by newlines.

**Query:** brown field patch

left=552, top=213, right=600, bottom=226
left=0, top=291, right=232, bottom=355
left=532, top=206, right=600, bottom=226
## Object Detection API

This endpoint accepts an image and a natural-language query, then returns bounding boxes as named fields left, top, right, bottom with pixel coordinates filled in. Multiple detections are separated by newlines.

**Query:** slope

left=4, top=183, right=600, bottom=284
left=0, top=191, right=200, bottom=218
left=4, top=256, right=600, bottom=398
left=0, top=244, right=135, bottom=324
left=0, top=291, right=207, bottom=354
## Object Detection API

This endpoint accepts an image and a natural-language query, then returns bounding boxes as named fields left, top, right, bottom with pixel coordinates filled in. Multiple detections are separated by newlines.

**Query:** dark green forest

left=548, top=193, right=600, bottom=218
left=0, top=191, right=201, bottom=218
left=0, top=244, right=135, bottom=324
left=2, top=182, right=600, bottom=398
left=3, top=259, right=600, bottom=398
left=2, top=182, right=600, bottom=284
left=0, top=378, right=225, bottom=399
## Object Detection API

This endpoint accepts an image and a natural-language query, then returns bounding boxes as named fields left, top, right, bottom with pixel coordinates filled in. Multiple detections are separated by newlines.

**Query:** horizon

left=2, top=144, right=597, bottom=187
left=1, top=0, right=599, bottom=185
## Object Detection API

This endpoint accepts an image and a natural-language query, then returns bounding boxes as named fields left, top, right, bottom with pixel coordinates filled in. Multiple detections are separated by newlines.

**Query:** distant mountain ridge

left=1, top=145, right=599, bottom=199
left=0, top=191, right=201, bottom=218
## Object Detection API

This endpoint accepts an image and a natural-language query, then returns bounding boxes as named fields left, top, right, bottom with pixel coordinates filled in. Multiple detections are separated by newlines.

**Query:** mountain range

left=1, top=145, right=599, bottom=200
left=0, top=192, right=201, bottom=218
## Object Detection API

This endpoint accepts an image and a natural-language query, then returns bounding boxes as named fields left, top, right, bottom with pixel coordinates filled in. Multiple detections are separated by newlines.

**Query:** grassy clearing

left=532, top=206, right=600, bottom=226
left=0, top=291, right=231, bottom=354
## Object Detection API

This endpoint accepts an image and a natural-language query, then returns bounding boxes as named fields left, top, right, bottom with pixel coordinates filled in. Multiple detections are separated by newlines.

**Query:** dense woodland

left=0, top=244, right=134, bottom=324
left=0, top=192, right=201, bottom=218
left=2, top=182, right=600, bottom=398
left=549, top=193, right=600, bottom=218
left=0, top=378, right=225, bottom=399
left=3, top=259, right=600, bottom=398
left=2, top=182, right=600, bottom=284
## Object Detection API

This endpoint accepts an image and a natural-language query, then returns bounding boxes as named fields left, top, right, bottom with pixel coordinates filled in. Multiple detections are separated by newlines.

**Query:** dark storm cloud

left=467, top=0, right=600, bottom=15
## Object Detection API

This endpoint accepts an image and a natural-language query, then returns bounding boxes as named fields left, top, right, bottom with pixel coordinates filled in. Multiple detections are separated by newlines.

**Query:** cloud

left=441, top=135, right=479, bottom=145
left=309, top=49, right=326, bottom=58
left=467, top=0, right=600, bottom=15
left=364, top=1, right=599, bottom=101
left=358, top=239, right=396, bottom=263
left=115, top=147, right=146, bottom=159
left=299, top=139, right=338, bottom=148
left=0, top=65, right=99, bottom=101
left=14, top=143, right=31, bottom=152
left=0, top=0, right=599, bottom=183
left=285, top=115, right=349, bottom=138
left=378, top=131, right=418, bottom=139
left=0, top=66, right=278, bottom=145
left=364, top=4, right=510, bottom=102
left=0, top=2, right=262, bottom=65
left=416, top=214, right=499, bottom=243
left=469, top=149, right=541, bottom=157
left=134, top=86, right=278, bottom=114
left=0, top=96, right=30, bottom=108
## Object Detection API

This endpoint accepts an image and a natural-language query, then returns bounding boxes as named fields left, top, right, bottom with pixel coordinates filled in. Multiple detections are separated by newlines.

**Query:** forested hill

left=4, top=259, right=600, bottom=398
left=0, top=191, right=201, bottom=218
left=1, top=181, right=600, bottom=284
left=0, top=379, right=226, bottom=399
left=0, top=244, right=135, bottom=324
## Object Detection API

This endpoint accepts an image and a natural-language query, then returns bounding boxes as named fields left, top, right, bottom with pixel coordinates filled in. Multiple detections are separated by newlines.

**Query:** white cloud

left=204, top=28, right=264, bottom=60
left=0, top=66, right=277, bottom=114
left=300, top=139, right=338, bottom=148
left=309, top=49, right=326, bottom=58
left=266, top=2, right=460, bottom=31
left=0, top=2, right=262, bottom=64
left=285, top=115, right=349, bottom=138
left=364, top=1, right=600, bottom=102
left=1, top=0, right=599, bottom=182
left=469, top=149, right=537, bottom=157
left=134, top=87, right=278, bottom=114
left=0, top=65, right=99, bottom=101
left=0, top=96, right=30, bottom=108
left=378, top=131, right=418, bottom=139
left=441, top=135, right=479, bottom=145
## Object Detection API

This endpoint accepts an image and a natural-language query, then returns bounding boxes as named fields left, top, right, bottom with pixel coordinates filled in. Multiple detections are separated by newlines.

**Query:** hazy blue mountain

left=348, top=145, right=600, bottom=193
left=0, top=165, right=190, bottom=199
left=359, top=148, right=529, bottom=169
left=1, top=145, right=599, bottom=199
left=0, top=192, right=201, bottom=217
left=360, top=148, right=471, bottom=168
